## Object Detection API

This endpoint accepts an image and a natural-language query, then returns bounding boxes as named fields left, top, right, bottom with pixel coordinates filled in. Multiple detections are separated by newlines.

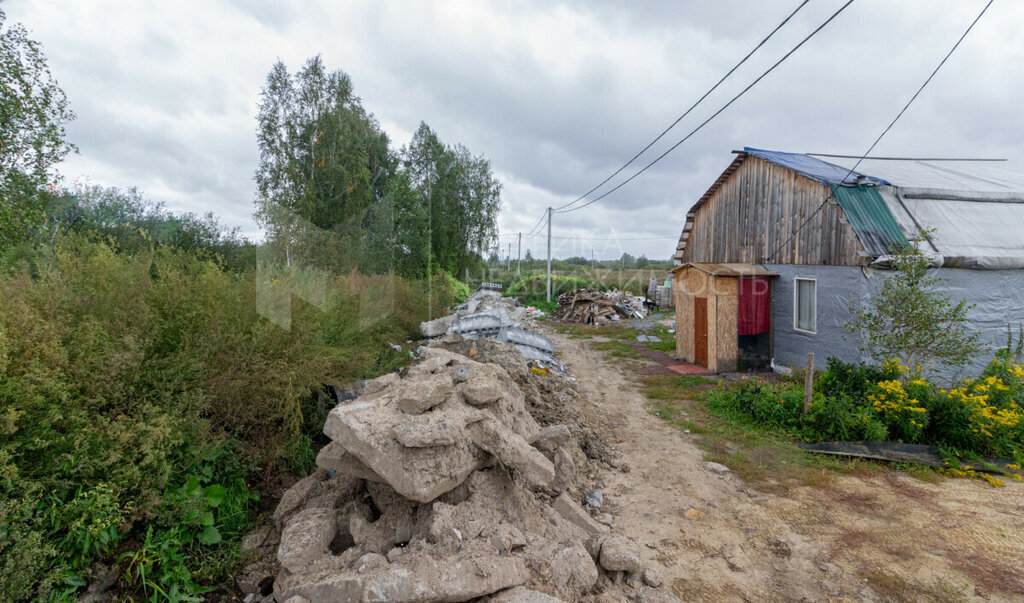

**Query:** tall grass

left=0, top=233, right=449, bottom=599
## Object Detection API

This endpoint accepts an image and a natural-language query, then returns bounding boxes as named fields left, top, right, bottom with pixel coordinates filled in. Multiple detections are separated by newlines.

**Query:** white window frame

left=793, top=277, right=817, bottom=334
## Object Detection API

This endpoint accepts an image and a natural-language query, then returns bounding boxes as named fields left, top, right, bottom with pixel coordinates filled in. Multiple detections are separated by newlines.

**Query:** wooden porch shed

left=672, top=263, right=777, bottom=372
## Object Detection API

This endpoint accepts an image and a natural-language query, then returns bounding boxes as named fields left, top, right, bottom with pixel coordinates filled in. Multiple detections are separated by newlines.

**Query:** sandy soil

left=553, top=332, right=1024, bottom=602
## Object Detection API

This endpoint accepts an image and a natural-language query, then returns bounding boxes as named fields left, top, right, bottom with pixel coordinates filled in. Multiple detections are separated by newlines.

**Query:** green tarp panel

left=832, top=185, right=907, bottom=257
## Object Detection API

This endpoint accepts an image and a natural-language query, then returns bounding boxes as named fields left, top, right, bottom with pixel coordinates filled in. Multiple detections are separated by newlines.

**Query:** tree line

left=253, top=56, right=500, bottom=278
left=2, top=22, right=501, bottom=281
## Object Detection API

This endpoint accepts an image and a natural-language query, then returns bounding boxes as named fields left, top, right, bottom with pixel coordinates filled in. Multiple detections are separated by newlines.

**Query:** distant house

left=671, top=147, right=1024, bottom=376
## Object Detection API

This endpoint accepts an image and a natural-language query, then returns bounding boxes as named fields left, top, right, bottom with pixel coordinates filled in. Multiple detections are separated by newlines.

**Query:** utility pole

left=546, top=207, right=552, bottom=303
left=517, top=232, right=522, bottom=275
left=507, top=242, right=512, bottom=270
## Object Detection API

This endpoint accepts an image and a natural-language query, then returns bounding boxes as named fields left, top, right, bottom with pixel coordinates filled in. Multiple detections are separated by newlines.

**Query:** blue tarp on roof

left=742, top=147, right=890, bottom=187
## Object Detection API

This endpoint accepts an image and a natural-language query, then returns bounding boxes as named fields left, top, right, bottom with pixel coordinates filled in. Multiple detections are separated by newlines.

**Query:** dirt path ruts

left=554, top=333, right=1024, bottom=602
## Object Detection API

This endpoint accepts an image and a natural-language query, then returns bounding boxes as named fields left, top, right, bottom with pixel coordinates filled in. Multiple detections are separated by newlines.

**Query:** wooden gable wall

left=680, top=156, right=867, bottom=266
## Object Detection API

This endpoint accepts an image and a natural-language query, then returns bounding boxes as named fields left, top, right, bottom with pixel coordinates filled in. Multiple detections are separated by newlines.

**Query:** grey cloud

left=4, top=0, right=1020, bottom=260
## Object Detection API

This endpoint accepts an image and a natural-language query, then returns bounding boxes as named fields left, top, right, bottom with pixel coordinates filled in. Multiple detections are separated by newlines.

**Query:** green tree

left=403, top=122, right=500, bottom=277
left=846, top=232, right=985, bottom=371
left=0, top=9, right=76, bottom=250
left=254, top=56, right=394, bottom=268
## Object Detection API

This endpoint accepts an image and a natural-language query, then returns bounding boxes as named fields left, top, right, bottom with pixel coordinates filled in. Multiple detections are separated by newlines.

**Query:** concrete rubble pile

left=268, top=346, right=677, bottom=602
left=420, top=287, right=558, bottom=367
left=553, top=289, right=647, bottom=326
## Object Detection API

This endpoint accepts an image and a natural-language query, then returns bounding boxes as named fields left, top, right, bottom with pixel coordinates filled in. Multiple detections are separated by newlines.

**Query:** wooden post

left=803, top=352, right=814, bottom=412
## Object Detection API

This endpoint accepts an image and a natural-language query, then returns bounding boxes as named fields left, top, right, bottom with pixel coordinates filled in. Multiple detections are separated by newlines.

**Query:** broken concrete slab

left=547, top=543, right=599, bottom=598
left=468, top=417, right=554, bottom=489
left=489, top=586, right=564, bottom=602
left=282, top=555, right=530, bottom=603
left=641, top=566, right=663, bottom=588
left=584, top=534, right=606, bottom=561
left=396, top=373, right=454, bottom=415
left=271, top=338, right=623, bottom=603
left=551, top=447, right=575, bottom=494
left=420, top=314, right=455, bottom=338
left=392, top=414, right=463, bottom=448
left=316, top=441, right=384, bottom=482
left=460, top=372, right=504, bottom=406
left=530, top=424, right=573, bottom=453
left=552, top=493, right=609, bottom=538
left=324, top=400, right=489, bottom=503
left=364, top=372, right=401, bottom=396
left=598, top=536, right=642, bottom=574
left=277, top=507, right=337, bottom=574
left=273, top=472, right=326, bottom=525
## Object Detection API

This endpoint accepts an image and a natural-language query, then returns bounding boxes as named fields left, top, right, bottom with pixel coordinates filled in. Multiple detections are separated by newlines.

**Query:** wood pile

left=554, top=288, right=644, bottom=325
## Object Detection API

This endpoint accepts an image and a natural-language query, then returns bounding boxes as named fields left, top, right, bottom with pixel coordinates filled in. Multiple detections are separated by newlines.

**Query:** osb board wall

left=674, top=268, right=739, bottom=372
left=674, top=270, right=695, bottom=362
left=681, top=156, right=867, bottom=266
left=714, top=277, right=739, bottom=373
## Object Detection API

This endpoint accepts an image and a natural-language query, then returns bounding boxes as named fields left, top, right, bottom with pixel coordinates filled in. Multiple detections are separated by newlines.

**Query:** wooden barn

left=672, top=148, right=1024, bottom=378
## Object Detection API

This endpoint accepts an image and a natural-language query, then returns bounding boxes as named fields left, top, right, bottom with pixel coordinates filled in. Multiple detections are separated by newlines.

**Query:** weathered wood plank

left=681, top=156, right=863, bottom=266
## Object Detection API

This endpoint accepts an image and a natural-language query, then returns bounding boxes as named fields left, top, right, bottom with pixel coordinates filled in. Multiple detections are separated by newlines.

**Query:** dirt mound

left=263, top=345, right=673, bottom=602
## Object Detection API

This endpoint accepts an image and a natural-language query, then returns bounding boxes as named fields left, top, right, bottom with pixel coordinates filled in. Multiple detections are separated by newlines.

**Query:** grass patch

left=593, top=339, right=640, bottom=359
left=640, top=375, right=896, bottom=494
left=552, top=323, right=633, bottom=340
left=643, top=324, right=676, bottom=353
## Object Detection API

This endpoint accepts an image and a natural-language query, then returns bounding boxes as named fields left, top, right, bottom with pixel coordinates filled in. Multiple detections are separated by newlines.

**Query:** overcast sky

left=5, top=0, right=1022, bottom=260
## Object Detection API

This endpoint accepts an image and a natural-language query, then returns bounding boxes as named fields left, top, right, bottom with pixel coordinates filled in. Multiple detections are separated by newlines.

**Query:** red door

left=694, top=297, right=708, bottom=367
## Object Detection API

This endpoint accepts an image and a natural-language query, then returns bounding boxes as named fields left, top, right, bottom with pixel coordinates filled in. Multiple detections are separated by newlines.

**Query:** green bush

left=0, top=233, right=446, bottom=599
left=706, top=354, right=1024, bottom=471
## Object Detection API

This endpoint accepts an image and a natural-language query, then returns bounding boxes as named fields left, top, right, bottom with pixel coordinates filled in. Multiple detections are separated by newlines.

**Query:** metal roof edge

left=898, top=188, right=1024, bottom=203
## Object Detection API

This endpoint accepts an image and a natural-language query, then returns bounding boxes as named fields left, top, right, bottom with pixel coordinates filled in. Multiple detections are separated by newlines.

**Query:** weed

left=0, top=233, right=446, bottom=599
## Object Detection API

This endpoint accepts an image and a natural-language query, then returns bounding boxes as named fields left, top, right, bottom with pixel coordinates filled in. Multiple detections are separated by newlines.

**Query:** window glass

left=795, top=278, right=816, bottom=332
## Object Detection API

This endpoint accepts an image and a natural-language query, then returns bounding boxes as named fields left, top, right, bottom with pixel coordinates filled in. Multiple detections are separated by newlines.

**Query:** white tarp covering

left=814, top=157, right=1024, bottom=193
left=878, top=186, right=1024, bottom=269
left=813, top=157, right=1024, bottom=269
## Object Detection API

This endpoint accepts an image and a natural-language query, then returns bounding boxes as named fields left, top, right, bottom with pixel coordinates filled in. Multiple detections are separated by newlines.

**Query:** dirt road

left=553, top=332, right=1024, bottom=602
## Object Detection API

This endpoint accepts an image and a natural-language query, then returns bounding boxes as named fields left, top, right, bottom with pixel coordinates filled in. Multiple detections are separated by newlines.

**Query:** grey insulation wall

left=767, top=265, right=869, bottom=372
left=766, top=265, right=1024, bottom=382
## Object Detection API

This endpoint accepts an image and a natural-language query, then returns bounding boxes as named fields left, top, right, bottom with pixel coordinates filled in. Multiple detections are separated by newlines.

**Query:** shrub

left=705, top=354, right=1024, bottom=475
left=0, top=233, right=445, bottom=599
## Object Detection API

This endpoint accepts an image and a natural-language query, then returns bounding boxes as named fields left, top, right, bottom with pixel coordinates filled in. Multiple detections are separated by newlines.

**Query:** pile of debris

left=420, top=287, right=558, bottom=367
left=553, top=289, right=647, bottom=325
left=261, top=345, right=677, bottom=602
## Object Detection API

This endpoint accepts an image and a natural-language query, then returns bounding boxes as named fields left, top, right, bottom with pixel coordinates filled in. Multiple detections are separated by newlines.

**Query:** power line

left=764, top=0, right=993, bottom=262
left=507, top=232, right=677, bottom=241
left=553, top=0, right=811, bottom=213
left=523, top=210, right=547, bottom=238
left=547, top=234, right=679, bottom=241
left=556, top=0, right=855, bottom=215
